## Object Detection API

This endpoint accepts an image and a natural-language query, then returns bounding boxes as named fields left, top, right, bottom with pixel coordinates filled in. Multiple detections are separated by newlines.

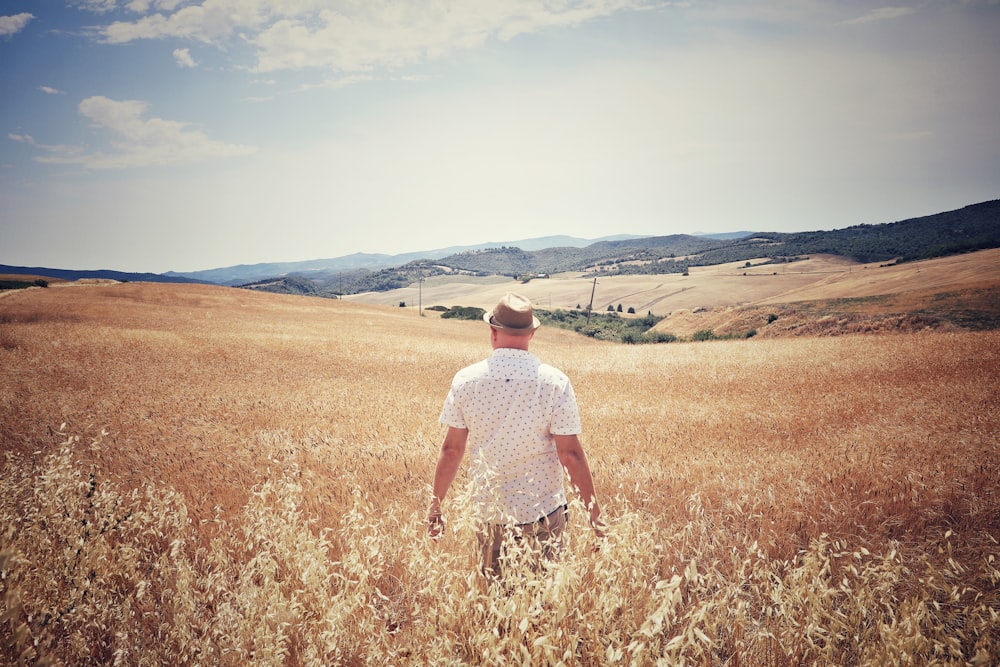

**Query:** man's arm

left=428, top=426, right=469, bottom=537
left=554, top=433, right=605, bottom=537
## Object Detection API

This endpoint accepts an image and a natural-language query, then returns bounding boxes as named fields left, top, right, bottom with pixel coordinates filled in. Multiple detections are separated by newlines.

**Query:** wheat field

left=2, top=281, right=998, bottom=665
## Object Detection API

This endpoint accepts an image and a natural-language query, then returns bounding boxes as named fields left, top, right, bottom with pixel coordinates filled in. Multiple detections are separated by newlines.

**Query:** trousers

left=478, top=505, right=568, bottom=580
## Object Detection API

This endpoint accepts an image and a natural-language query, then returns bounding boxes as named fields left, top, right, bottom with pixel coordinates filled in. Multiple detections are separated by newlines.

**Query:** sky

left=1, top=1, right=998, bottom=274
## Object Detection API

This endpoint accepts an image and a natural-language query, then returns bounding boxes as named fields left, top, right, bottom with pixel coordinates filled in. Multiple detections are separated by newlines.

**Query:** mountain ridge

left=1, top=200, right=996, bottom=289
left=262, top=199, right=999, bottom=297
left=162, top=234, right=650, bottom=286
left=0, top=265, right=209, bottom=285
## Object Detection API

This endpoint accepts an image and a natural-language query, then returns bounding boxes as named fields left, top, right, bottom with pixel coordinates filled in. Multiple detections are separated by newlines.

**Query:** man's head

left=484, top=292, right=540, bottom=333
left=485, top=293, right=539, bottom=349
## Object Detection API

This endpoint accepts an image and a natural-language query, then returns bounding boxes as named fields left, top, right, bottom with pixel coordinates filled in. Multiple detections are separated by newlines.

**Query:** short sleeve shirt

left=439, top=347, right=582, bottom=523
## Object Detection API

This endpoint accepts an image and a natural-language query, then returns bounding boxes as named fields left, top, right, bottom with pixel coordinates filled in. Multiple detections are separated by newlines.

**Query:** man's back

left=428, top=293, right=603, bottom=578
left=440, top=347, right=581, bottom=523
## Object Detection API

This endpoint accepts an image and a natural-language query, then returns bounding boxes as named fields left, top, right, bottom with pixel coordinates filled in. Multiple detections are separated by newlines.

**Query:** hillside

left=346, top=248, right=1000, bottom=338
left=249, top=199, right=999, bottom=297
left=2, top=200, right=995, bottom=294
left=432, top=234, right=722, bottom=276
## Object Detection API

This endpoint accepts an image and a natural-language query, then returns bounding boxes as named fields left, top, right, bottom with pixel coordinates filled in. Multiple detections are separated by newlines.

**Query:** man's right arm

left=428, top=426, right=469, bottom=538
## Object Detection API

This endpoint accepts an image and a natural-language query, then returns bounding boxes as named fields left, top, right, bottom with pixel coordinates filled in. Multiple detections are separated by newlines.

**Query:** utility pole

left=418, top=276, right=424, bottom=316
left=586, top=277, right=598, bottom=325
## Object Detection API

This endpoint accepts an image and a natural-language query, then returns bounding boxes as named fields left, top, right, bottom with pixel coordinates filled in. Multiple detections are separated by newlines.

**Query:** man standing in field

left=428, top=292, right=604, bottom=579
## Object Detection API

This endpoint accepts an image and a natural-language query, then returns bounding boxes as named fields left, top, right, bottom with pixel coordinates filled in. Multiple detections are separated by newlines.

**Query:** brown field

left=1, top=278, right=999, bottom=665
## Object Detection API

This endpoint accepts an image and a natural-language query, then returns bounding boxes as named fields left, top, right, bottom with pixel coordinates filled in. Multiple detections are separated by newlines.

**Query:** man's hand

left=592, top=518, right=608, bottom=541
left=590, top=516, right=609, bottom=551
left=428, top=510, right=444, bottom=539
left=428, top=427, right=467, bottom=541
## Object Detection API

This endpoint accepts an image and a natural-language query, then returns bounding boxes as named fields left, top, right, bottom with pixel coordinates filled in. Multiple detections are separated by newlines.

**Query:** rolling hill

left=2, top=199, right=996, bottom=316
left=241, top=199, right=1000, bottom=297
left=344, top=248, right=1000, bottom=338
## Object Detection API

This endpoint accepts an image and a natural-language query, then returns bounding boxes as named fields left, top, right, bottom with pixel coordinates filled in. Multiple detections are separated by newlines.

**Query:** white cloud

left=75, top=0, right=120, bottom=13
left=39, top=85, right=64, bottom=95
left=255, top=0, right=650, bottom=73
left=296, top=74, right=374, bottom=92
left=0, top=12, right=33, bottom=37
left=841, top=6, right=916, bottom=26
left=96, top=1, right=652, bottom=73
left=100, top=0, right=300, bottom=44
left=32, top=96, right=257, bottom=169
left=10, top=132, right=85, bottom=158
left=126, top=0, right=187, bottom=12
left=173, top=47, right=197, bottom=67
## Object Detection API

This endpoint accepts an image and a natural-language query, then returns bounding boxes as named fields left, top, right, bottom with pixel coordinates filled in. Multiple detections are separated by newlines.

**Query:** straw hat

left=483, top=292, right=540, bottom=334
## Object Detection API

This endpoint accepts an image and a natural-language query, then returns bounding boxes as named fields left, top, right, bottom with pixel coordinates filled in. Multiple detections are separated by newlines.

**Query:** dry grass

left=1, top=282, right=998, bottom=665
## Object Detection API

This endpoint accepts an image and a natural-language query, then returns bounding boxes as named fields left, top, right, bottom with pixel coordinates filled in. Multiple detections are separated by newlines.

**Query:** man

left=428, top=292, right=604, bottom=579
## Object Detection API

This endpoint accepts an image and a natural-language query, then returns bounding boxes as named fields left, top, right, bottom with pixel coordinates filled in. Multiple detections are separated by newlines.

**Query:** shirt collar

left=491, top=347, right=536, bottom=360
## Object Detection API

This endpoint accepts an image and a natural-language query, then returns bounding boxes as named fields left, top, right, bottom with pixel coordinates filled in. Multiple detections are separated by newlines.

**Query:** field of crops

left=2, top=281, right=998, bottom=665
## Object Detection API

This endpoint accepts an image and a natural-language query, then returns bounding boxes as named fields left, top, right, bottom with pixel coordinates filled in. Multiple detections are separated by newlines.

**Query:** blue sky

left=1, top=1, right=998, bottom=273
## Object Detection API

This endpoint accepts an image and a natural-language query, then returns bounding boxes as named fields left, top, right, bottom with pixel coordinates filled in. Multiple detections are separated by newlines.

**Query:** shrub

left=0, top=280, right=34, bottom=290
left=648, top=331, right=678, bottom=343
left=692, top=329, right=716, bottom=341
left=440, top=306, right=486, bottom=321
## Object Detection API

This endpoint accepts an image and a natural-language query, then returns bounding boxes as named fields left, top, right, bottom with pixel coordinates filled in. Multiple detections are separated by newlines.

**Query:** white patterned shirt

left=439, top=348, right=582, bottom=523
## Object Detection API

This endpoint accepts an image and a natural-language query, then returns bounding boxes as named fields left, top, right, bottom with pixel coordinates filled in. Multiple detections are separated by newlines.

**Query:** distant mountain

left=494, top=234, right=650, bottom=250
left=252, top=199, right=999, bottom=297
left=164, top=234, right=646, bottom=286
left=591, top=200, right=1000, bottom=278
left=165, top=253, right=414, bottom=286
left=696, top=231, right=755, bottom=240
left=429, top=234, right=721, bottom=276
left=0, top=264, right=208, bottom=285
left=6, top=200, right=996, bottom=294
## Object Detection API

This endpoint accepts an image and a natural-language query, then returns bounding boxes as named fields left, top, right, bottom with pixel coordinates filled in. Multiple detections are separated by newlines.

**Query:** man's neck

left=494, top=344, right=530, bottom=353
left=491, top=329, right=532, bottom=351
